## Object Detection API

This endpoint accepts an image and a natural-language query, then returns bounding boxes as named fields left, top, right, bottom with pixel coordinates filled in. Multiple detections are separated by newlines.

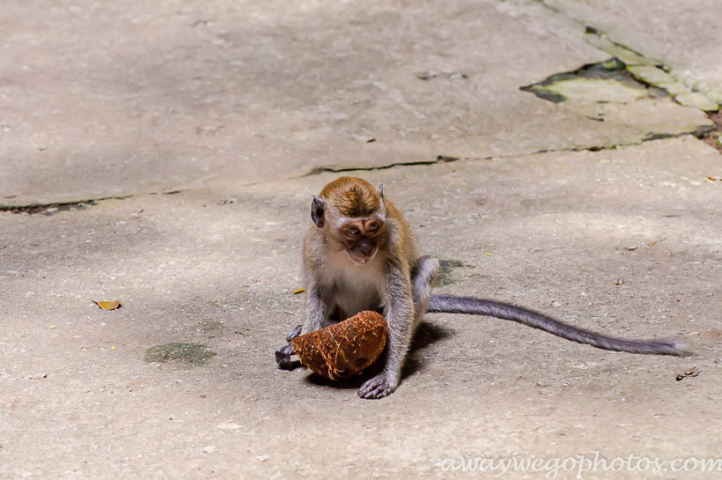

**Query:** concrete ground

left=1, top=1, right=720, bottom=479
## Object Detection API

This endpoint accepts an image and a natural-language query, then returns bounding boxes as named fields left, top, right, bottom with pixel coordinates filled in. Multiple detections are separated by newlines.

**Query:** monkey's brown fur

left=319, top=177, right=382, bottom=218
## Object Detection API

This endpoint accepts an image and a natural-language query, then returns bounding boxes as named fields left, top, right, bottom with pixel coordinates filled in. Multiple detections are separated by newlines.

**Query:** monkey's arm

left=275, top=281, right=329, bottom=369
left=358, top=265, right=415, bottom=399
left=301, top=281, right=329, bottom=335
left=428, top=294, right=689, bottom=356
left=286, top=325, right=302, bottom=343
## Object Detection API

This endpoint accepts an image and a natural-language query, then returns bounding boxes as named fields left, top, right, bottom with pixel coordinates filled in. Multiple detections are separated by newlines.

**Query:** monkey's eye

left=348, top=226, right=360, bottom=236
left=367, top=222, right=379, bottom=232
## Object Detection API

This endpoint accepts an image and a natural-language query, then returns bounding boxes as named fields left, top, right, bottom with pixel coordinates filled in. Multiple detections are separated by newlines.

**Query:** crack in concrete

left=4, top=127, right=715, bottom=212
left=0, top=197, right=122, bottom=216
left=301, top=156, right=460, bottom=176
left=588, top=30, right=658, bottom=66
left=533, top=0, right=658, bottom=63
left=534, top=127, right=713, bottom=155
left=699, top=111, right=722, bottom=153
left=302, top=129, right=715, bottom=177
left=0, top=191, right=182, bottom=216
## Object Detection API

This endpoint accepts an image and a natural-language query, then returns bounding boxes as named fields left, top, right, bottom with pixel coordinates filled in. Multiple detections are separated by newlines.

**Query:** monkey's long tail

left=427, top=294, right=689, bottom=356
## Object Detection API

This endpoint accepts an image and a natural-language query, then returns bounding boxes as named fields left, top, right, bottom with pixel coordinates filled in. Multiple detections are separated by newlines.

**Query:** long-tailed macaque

left=275, top=177, right=687, bottom=399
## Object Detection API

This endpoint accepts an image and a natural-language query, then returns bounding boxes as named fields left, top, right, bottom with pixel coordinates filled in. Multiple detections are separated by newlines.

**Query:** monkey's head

left=311, top=177, right=387, bottom=265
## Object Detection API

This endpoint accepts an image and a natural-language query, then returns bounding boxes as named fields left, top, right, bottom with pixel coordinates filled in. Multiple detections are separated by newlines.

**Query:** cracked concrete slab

left=0, top=0, right=713, bottom=206
left=543, top=0, right=722, bottom=104
left=2, top=0, right=722, bottom=478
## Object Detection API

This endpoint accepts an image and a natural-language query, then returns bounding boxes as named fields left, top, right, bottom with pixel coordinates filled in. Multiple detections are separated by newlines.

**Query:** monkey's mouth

left=347, top=248, right=377, bottom=266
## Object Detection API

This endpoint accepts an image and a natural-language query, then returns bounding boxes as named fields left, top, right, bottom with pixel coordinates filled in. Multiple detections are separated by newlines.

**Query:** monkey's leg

left=411, top=256, right=440, bottom=327
left=358, top=267, right=415, bottom=399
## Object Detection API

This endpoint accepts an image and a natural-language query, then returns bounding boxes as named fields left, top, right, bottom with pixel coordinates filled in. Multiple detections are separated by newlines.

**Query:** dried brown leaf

left=94, top=300, right=121, bottom=311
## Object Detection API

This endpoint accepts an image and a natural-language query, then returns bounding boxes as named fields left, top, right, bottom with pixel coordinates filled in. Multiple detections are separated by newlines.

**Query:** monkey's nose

left=359, top=242, right=372, bottom=256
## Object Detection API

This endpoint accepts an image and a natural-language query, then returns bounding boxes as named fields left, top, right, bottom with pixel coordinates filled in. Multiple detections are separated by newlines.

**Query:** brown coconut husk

left=291, top=311, right=388, bottom=380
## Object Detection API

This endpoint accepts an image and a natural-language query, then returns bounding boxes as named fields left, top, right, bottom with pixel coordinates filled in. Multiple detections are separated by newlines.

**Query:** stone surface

left=660, top=81, right=694, bottom=97
left=2, top=1, right=722, bottom=479
left=625, top=65, right=676, bottom=86
left=675, top=92, right=721, bottom=112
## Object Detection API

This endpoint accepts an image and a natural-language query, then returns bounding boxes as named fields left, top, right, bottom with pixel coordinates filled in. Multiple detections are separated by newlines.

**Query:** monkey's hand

left=275, top=343, right=296, bottom=370
left=358, top=372, right=398, bottom=400
left=286, top=324, right=303, bottom=343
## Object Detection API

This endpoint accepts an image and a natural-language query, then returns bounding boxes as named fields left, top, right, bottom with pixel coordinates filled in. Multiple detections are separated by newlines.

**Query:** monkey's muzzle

left=348, top=237, right=377, bottom=265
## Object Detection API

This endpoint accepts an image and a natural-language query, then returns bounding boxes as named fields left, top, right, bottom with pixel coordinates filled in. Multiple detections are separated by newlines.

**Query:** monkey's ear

left=311, top=195, right=326, bottom=228
left=377, top=184, right=384, bottom=199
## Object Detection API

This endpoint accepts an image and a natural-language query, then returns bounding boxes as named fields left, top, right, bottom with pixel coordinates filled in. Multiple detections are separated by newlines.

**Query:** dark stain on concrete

left=144, top=343, right=217, bottom=367
left=435, top=259, right=464, bottom=287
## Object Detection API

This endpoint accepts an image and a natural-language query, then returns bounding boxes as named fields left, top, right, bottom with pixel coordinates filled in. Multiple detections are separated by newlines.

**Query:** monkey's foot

left=286, top=324, right=303, bottom=343
left=358, top=372, right=398, bottom=399
left=275, top=343, right=295, bottom=369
